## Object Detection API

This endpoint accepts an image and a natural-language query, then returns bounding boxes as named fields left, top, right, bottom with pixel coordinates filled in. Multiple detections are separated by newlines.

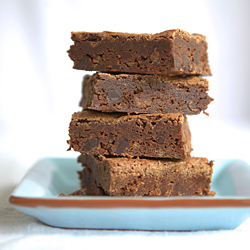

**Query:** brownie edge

left=78, top=154, right=215, bottom=197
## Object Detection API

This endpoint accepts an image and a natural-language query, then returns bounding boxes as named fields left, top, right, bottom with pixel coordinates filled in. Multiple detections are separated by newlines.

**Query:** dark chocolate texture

left=68, top=29, right=211, bottom=76
left=68, top=110, right=192, bottom=158
left=80, top=73, right=213, bottom=115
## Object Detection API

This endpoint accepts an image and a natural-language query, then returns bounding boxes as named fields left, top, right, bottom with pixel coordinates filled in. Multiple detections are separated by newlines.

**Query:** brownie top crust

left=79, top=154, right=213, bottom=174
left=71, top=29, right=206, bottom=42
left=86, top=72, right=210, bottom=88
left=71, top=109, right=185, bottom=122
left=68, top=29, right=211, bottom=76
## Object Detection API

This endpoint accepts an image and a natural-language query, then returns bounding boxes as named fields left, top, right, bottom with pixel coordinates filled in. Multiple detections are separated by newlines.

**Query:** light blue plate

left=9, top=157, right=250, bottom=231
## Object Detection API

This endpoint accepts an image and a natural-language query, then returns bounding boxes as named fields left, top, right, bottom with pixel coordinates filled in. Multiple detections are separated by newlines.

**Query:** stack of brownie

left=66, top=29, right=215, bottom=197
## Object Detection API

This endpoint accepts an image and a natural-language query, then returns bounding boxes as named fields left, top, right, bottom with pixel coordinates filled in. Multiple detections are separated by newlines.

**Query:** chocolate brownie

left=59, top=188, right=87, bottom=197
left=78, top=154, right=215, bottom=197
left=68, top=29, right=211, bottom=76
left=68, top=110, right=192, bottom=158
left=80, top=73, right=213, bottom=115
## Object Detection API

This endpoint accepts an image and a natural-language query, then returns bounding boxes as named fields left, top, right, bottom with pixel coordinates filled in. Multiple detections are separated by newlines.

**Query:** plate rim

left=9, top=157, right=250, bottom=210
left=9, top=195, right=250, bottom=209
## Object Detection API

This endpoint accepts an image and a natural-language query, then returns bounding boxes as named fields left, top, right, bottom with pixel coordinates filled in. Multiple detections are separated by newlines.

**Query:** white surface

left=1, top=0, right=250, bottom=248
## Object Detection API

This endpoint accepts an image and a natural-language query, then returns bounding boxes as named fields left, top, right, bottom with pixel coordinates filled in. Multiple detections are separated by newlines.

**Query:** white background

left=0, top=0, right=250, bottom=248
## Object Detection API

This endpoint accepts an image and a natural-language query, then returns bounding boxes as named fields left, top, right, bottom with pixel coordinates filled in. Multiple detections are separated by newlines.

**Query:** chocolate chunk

left=115, top=140, right=129, bottom=154
left=187, top=101, right=200, bottom=113
left=150, top=48, right=160, bottom=62
left=182, top=52, right=187, bottom=66
left=193, top=50, right=200, bottom=64
left=174, top=54, right=181, bottom=70
left=108, top=88, right=121, bottom=101
left=182, top=52, right=190, bottom=71
left=157, top=135, right=165, bottom=144
left=84, top=138, right=99, bottom=151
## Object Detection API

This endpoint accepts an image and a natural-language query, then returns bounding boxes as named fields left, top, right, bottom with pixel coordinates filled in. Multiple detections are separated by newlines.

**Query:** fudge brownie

left=68, top=29, right=211, bottom=76
left=80, top=73, right=213, bottom=115
left=78, top=154, right=215, bottom=197
left=59, top=188, right=87, bottom=197
left=68, top=110, right=192, bottom=158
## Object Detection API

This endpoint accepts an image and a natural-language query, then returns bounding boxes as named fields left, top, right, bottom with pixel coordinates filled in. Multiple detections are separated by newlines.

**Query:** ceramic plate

left=9, top=157, right=250, bottom=231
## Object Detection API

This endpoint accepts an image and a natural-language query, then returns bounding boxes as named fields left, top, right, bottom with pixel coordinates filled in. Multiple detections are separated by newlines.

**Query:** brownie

left=68, top=29, right=211, bottom=76
left=80, top=73, right=213, bottom=115
left=68, top=110, right=192, bottom=158
left=59, top=188, right=87, bottom=197
left=78, top=154, right=215, bottom=197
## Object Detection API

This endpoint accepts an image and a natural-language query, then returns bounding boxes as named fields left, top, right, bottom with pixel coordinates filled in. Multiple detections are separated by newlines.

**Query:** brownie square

left=68, top=110, right=192, bottom=158
left=78, top=154, right=215, bottom=197
left=80, top=73, right=213, bottom=115
left=68, top=29, right=211, bottom=76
